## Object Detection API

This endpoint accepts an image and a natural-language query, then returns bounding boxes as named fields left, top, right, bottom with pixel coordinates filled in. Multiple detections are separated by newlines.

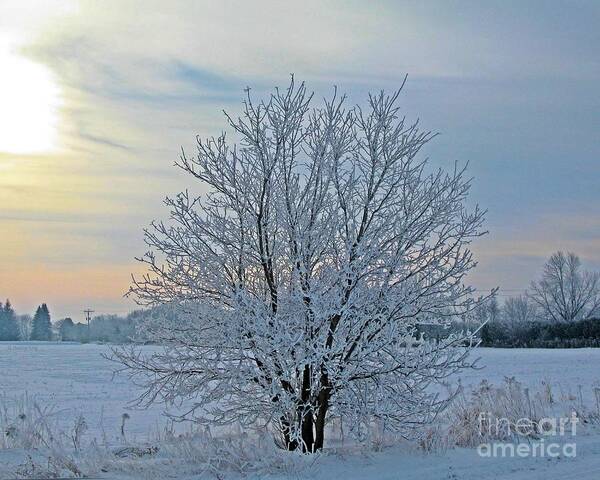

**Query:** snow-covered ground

left=460, top=347, right=600, bottom=402
left=0, top=342, right=173, bottom=442
left=1, top=342, right=600, bottom=479
left=3, top=343, right=599, bottom=439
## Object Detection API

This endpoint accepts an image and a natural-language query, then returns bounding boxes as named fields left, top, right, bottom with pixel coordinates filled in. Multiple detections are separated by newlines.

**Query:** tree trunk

left=282, top=412, right=315, bottom=452
left=281, top=417, right=299, bottom=451
left=301, top=411, right=315, bottom=452
left=282, top=366, right=329, bottom=453
left=299, top=364, right=315, bottom=452
left=314, top=390, right=329, bottom=451
left=314, top=372, right=331, bottom=451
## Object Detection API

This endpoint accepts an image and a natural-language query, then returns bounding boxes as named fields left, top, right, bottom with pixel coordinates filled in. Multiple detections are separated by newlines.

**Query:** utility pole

left=83, top=309, right=94, bottom=338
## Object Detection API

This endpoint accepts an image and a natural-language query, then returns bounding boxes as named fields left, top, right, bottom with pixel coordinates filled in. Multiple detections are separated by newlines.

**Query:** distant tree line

left=2, top=252, right=598, bottom=348
left=414, top=251, right=600, bottom=348
left=480, top=317, right=600, bottom=348
left=0, top=301, right=151, bottom=343
left=0, top=301, right=57, bottom=341
left=475, top=251, right=600, bottom=347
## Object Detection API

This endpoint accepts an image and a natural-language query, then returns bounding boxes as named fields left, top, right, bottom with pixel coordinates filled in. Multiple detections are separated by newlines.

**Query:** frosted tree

left=485, top=295, right=501, bottom=323
left=530, top=251, right=600, bottom=323
left=115, top=78, right=489, bottom=452
left=17, top=314, right=32, bottom=341
left=502, top=295, right=536, bottom=330
left=58, top=318, right=76, bottom=341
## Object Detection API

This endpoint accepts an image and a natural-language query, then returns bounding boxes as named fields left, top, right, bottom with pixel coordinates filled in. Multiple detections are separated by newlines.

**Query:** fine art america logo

left=477, top=412, right=578, bottom=458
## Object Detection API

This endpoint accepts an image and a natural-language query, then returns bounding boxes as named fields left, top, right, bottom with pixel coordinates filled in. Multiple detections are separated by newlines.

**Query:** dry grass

left=2, top=378, right=600, bottom=478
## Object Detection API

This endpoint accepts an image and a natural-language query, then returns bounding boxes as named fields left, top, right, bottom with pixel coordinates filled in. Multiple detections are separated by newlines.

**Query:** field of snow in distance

left=1, top=342, right=600, bottom=440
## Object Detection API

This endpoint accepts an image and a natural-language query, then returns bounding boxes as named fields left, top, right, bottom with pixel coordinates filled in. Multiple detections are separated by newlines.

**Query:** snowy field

left=1, top=342, right=600, bottom=479
left=459, top=347, right=600, bottom=401
left=2, top=343, right=600, bottom=439
left=0, top=342, right=174, bottom=442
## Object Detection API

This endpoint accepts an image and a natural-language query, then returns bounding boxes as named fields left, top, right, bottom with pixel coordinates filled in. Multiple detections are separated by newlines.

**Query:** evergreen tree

left=3, top=300, right=20, bottom=340
left=30, top=304, right=52, bottom=341
left=0, top=300, right=21, bottom=341
left=0, top=300, right=4, bottom=339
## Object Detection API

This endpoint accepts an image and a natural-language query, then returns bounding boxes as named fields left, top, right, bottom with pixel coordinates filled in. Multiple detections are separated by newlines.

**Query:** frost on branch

left=114, top=77, right=490, bottom=452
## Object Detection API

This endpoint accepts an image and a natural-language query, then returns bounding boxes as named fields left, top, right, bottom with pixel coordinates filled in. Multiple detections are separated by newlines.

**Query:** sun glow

left=0, top=41, right=61, bottom=154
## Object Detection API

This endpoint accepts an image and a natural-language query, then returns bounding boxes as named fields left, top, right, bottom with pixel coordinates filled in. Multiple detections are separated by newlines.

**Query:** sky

left=0, top=0, right=599, bottom=321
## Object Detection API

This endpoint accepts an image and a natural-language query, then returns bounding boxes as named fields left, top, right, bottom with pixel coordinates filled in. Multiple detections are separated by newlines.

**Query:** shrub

left=480, top=318, right=600, bottom=348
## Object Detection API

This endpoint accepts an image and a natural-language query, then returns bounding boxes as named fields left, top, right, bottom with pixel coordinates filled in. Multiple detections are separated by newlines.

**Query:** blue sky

left=0, top=0, right=599, bottom=319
